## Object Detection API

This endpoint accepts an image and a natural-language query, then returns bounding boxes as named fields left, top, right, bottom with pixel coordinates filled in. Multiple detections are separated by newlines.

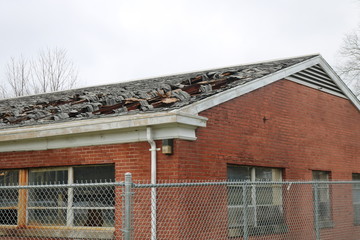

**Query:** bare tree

left=5, top=56, right=32, bottom=97
left=32, top=48, right=78, bottom=94
left=336, top=27, right=360, bottom=98
left=2, top=48, right=79, bottom=98
left=0, top=85, right=7, bottom=99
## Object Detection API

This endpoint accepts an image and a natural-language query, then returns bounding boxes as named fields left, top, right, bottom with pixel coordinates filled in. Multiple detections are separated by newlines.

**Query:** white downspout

left=147, top=127, right=158, bottom=240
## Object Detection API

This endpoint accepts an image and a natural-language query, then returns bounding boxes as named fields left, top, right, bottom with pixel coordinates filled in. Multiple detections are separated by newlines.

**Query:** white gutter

left=147, top=127, right=159, bottom=240
left=0, top=112, right=207, bottom=153
left=0, top=111, right=207, bottom=142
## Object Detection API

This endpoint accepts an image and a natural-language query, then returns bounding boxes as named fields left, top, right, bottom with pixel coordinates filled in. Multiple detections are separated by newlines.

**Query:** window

left=28, top=168, right=69, bottom=226
left=312, top=171, right=332, bottom=228
left=0, top=165, right=114, bottom=229
left=353, top=173, right=360, bottom=225
left=28, top=165, right=115, bottom=227
left=0, top=170, right=19, bottom=225
left=227, top=165, right=284, bottom=237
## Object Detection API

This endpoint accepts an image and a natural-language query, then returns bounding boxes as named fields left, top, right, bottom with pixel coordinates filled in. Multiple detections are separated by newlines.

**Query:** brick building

left=0, top=54, right=359, bottom=239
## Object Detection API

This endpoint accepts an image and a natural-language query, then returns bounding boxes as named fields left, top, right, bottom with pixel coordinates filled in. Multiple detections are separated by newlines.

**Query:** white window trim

left=228, top=166, right=283, bottom=228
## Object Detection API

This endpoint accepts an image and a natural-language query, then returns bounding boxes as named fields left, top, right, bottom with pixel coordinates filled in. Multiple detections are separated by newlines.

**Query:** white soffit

left=176, top=55, right=360, bottom=114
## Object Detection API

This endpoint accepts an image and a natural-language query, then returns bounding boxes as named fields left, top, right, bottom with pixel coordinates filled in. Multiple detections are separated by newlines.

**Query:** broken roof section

left=0, top=55, right=318, bottom=129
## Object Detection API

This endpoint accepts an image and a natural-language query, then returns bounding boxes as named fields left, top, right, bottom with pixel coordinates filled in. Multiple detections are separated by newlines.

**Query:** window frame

left=0, top=165, right=115, bottom=234
left=227, top=165, right=285, bottom=237
left=28, top=167, right=70, bottom=226
left=312, top=170, right=333, bottom=228
left=0, top=169, right=20, bottom=226
left=352, top=173, right=360, bottom=225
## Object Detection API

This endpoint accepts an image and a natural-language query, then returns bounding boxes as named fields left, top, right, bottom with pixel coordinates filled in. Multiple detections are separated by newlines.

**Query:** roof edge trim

left=176, top=55, right=322, bottom=114
left=0, top=124, right=199, bottom=153
left=0, top=111, right=208, bottom=142
left=316, top=55, right=360, bottom=110
left=175, top=55, right=360, bottom=114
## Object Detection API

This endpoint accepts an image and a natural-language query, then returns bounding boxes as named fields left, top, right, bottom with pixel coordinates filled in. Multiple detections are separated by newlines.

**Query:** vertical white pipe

left=67, top=167, right=74, bottom=227
left=147, top=127, right=157, bottom=240
left=124, top=172, right=133, bottom=240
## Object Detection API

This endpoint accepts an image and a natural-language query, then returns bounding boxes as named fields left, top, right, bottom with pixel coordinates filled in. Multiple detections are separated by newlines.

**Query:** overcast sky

left=0, top=0, right=359, bottom=88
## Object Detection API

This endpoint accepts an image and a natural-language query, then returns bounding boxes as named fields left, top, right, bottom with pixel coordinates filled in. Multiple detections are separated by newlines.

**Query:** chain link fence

left=0, top=182, right=121, bottom=239
left=0, top=174, right=360, bottom=239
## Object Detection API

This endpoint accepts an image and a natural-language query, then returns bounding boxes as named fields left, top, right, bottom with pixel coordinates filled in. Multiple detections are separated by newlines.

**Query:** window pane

left=353, top=173, right=360, bottom=191
left=353, top=173, right=360, bottom=181
left=228, top=206, right=255, bottom=227
left=28, top=209, right=66, bottom=226
left=74, top=165, right=114, bottom=183
left=255, top=167, right=272, bottom=181
left=354, top=190, right=360, bottom=203
left=228, top=186, right=242, bottom=205
left=0, top=210, right=18, bottom=225
left=257, top=205, right=284, bottom=226
left=354, top=204, right=360, bottom=225
left=228, top=207, right=242, bottom=228
left=73, top=186, right=114, bottom=207
left=313, top=171, right=329, bottom=181
left=228, top=186, right=252, bottom=206
left=227, top=165, right=284, bottom=234
left=73, top=166, right=115, bottom=206
left=74, top=209, right=114, bottom=227
left=353, top=174, right=360, bottom=224
left=318, top=202, right=331, bottom=221
left=28, top=169, right=68, bottom=226
left=319, top=188, right=329, bottom=202
left=227, top=166, right=251, bottom=181
left=0, top=170, right=19, bottom=226
left=73, top=165, right=115, bottom=227
left=0, top=170, right=19, bottom=185
left=313, top=171, right=332, bottom=227
left=256, top=186, right=273, bottom=205
left=28, top=169, right=68, bottom=208
left=0, top=170, right=19, bottom=208
left=29, top=168, right=68, bottom=184
left=28, top=188, right=68, bottom=208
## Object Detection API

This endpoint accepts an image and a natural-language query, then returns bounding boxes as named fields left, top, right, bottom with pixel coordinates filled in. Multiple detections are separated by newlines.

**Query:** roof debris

left=0, top=55, right=317, bottom=129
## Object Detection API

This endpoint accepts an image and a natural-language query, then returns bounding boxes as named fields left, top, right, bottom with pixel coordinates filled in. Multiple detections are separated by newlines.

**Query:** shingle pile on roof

left=0, top=55, right=317, bottom=128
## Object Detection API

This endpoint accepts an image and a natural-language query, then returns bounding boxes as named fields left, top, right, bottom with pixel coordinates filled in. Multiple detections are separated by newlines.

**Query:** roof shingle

left=0, top=55, right=317, bottom=129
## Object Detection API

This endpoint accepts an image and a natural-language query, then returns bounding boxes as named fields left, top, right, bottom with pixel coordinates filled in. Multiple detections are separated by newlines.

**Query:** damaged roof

left=0, top=55, right=318, bottom=129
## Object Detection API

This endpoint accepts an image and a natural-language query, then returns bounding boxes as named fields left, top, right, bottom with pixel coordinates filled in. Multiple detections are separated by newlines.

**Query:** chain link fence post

left=123, top=172, right=133, bottom=240
left=313, top=182, right=320, bottom=240
left=242, top=182, right=249, bottom=240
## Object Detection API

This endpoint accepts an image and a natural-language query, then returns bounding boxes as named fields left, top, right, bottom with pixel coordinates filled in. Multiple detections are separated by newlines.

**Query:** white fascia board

left=0, top=123, right=198, bottom=152
left=176, top=55, right=360, bottom=114
left=0, top=111, right=207, bottom=143
left=316, top=56, right=360, bottom=111
left=176, top=56, right=322, bottom=114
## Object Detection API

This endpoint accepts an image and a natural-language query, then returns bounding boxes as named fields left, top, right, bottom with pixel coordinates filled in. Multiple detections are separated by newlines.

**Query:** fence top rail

left=0, top=181, right=125, bottom=189
left=132, top=180, right=360, bottom=188
left=1, top=180, right=360, bottom=190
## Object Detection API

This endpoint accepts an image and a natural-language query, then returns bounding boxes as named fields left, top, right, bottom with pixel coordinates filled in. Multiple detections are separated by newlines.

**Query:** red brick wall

left=0, top=79, right=359, bottom=239
left=174, top=79, right=360, bottom=181
left=0, top=142, right=168, bottom=181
